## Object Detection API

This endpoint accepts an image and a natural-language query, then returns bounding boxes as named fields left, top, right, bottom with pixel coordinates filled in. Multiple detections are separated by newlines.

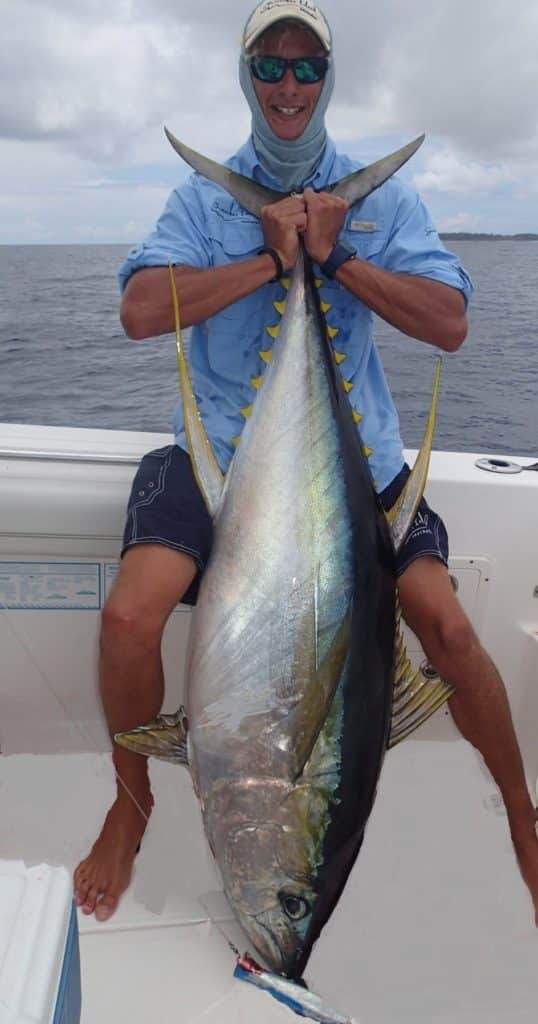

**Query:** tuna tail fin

left=388, top=611, right=454, bottom=747
left=165, top=127, right=284, bottom=216
left=169, top=265, right=224, bottom=517
left=385, top=356, right=442, bottom=555
left=327, top=134, right=425, bottom=206
left=164, top=127, right=424, bottom=215
left=115, top=707, right=190, bottom=766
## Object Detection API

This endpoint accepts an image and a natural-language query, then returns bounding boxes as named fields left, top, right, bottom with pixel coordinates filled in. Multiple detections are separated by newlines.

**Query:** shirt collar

left=229, top=136, right=339, bottom=192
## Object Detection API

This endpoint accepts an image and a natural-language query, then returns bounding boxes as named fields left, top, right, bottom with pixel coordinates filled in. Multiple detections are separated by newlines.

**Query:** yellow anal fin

left=169, top=265, right=223, bottom=517
left=386, top=357, right=442, bottom=555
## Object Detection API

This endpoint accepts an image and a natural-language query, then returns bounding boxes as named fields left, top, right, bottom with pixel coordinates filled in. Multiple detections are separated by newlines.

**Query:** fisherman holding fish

left=74, top=0, right=538, bottom=931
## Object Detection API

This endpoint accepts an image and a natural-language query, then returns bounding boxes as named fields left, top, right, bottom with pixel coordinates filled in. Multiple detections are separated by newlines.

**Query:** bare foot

left=74, top=790, right=153, bottom=921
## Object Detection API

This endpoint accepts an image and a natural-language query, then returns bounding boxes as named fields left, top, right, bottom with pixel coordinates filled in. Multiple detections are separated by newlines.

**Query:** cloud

left=413, top=149, right=515, bottom=195
left=1, top=0, right=537, bottom=240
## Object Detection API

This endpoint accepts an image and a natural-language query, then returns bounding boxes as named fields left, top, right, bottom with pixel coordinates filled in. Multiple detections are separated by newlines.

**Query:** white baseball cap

left=243, top=0, right=332, bottom=54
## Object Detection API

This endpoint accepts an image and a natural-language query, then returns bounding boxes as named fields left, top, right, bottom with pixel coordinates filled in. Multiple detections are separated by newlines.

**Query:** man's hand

left=303, top=188, right=348, bottom=266
left=260, top=195, right=307, bottom=271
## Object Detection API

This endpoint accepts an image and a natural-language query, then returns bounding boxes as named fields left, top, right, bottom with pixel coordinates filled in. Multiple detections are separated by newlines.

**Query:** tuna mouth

left=238, top=911, right=306, bottom=980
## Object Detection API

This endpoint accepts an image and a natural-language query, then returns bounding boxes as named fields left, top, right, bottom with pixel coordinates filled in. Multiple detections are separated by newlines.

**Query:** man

left=74, top=0, right=538, bottom=925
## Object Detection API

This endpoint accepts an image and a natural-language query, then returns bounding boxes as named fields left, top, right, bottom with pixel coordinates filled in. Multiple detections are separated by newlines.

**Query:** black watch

left=320, top=241, right=357, bottom=279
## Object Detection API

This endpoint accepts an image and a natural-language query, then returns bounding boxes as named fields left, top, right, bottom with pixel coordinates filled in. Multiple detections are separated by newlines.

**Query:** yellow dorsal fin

left=352, top=409, right=363, bottom=424
left=250, top=375, right=263, bottom=390
left=333, top=350, right=346, bottom=364
left=259, top=348, right=273, bottom=364
left=273, top=300, right=287, bottom=316
left=266, top=324, right=280, bottom=339
left=327, top=326, right=340, bottom=340
left=241, top=404, right=253, bottom=419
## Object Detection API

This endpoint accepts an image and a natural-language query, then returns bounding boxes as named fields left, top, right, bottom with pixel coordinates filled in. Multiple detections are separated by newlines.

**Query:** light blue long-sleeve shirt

left=119, top=137, right=472, bottom=491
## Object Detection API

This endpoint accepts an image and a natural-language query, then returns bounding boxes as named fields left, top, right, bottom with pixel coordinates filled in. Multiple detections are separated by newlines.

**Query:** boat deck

left=4, top=735, right=537, bottom=1023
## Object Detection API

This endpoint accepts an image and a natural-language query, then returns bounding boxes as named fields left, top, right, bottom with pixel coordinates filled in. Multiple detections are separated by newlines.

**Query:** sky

left=2, top=0, right=537, bottom=244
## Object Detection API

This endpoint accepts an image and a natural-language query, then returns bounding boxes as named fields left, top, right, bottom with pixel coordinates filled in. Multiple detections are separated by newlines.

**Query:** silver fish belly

left=185, top=249, right=395, bottom=977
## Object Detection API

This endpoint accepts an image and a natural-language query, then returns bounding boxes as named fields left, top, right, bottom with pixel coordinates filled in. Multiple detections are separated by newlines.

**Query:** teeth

left=275, top=106, right=302, bottom=115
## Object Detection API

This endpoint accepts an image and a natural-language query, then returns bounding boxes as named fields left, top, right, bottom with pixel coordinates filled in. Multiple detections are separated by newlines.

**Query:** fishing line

left=0, top=599, right=150, bottom=825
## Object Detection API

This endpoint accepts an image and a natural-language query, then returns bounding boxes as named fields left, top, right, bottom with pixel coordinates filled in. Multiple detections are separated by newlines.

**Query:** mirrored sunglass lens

left=252, top=56, right=285, bottom=81
left=294, top=58, right=327, bottom=82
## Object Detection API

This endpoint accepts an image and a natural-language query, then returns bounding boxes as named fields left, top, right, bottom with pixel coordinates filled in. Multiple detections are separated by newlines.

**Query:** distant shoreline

left=1, top=233, right=537, bottom=247
left=440, top=233, right=538, bottom=241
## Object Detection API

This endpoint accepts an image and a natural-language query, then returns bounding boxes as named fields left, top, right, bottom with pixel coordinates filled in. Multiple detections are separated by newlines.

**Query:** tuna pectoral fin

left=385, top=357, right=442, bottom=555
left=388, top=615, right=453, bottom=748
left=115, top=707, right=189, bottom=766
left=287, top=608, right=351, bottom=781
left=169, top=266, right=224, bottom=517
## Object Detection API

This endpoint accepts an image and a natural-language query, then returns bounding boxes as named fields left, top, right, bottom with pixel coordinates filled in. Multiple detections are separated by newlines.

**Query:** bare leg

left=73, top=544, right=197, bottom=921
left=398, top=556, right=538, bottom=925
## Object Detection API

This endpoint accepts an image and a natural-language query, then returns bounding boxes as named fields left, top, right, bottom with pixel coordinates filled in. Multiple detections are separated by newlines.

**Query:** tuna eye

left=279, top=892, right=310, bottom=921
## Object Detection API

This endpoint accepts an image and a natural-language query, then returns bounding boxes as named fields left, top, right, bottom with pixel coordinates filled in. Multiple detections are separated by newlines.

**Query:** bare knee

left=417, top=606, right=480, bottom=672
left=101, top=594, right=167, bottom=653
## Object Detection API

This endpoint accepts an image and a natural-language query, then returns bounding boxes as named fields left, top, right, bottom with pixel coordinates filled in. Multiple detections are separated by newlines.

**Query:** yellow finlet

left=352, top=409, right=363, bottom=424
left=321, top=301, right=332, bottom=314
left=232, top=436, right=241, bottom=447
left=241, top=404, right=253, bottom=419
left=363, top=444, right=373, bottom=458
left=280, top=277, right=291, bottom=290
left=259, top=348, right=274, bottom=364
left=327, top=326, right=340, bottom=340
left=273, top=300, right=287, bottom=316
left=333, top=350, right=346, bottom=364
left=314, top=278, right=323, bottom=288
left=250, top=375, right=263, bottom=390
left=342, top=379, right=353, bottom=393
left=266, top=324, right=280, bottom=339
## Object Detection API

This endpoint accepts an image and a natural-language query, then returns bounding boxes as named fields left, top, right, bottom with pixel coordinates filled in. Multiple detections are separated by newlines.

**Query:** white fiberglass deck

left=1, top=424, right=538, bottom=1022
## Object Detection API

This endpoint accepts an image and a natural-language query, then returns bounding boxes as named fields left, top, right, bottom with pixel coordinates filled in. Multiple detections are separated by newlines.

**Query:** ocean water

left=0, top=240, right=537, bottom=456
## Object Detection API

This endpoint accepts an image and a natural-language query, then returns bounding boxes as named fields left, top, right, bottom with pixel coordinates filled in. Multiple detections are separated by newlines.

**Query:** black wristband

left=258, top=247, right=285, bottom=282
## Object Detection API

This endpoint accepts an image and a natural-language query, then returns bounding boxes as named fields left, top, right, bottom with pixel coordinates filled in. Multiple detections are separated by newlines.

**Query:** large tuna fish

left=117, top=133, right=452, bottom=980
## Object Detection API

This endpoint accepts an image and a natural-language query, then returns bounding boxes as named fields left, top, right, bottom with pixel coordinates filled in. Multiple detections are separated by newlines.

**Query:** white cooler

left=0, top=861, right=81, bottom=1024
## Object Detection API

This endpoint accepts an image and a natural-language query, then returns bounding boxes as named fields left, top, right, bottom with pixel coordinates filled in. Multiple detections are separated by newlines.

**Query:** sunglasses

left=248, top=55, right=329, bottom=85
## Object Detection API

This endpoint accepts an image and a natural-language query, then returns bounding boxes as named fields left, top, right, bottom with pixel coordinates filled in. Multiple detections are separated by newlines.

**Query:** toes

left=95, top=895, right=119, bottom=922
left=81, top=883, right=102, bottom=915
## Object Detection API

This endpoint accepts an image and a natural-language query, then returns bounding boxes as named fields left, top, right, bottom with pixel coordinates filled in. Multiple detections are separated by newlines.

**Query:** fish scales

left=115, top=131, right=452, bottom=986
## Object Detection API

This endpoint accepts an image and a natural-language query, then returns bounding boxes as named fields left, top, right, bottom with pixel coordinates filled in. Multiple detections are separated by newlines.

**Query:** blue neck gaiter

left=238, top=49, right=335, bottom=192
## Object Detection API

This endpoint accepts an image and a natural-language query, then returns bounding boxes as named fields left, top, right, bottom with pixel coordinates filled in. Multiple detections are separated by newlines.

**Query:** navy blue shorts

left=122, top=446, right=448, bottom=604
